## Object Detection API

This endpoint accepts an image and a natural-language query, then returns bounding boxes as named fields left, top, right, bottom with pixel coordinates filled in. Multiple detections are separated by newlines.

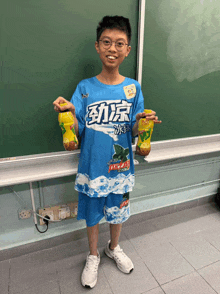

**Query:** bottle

left=136, top=109, right=154, bottom=156
left=58, top=103, right=78, bottom=151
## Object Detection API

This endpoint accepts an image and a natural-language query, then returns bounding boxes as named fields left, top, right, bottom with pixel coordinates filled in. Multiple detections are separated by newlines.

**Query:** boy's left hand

left=136, top=110, right=162, bottom=124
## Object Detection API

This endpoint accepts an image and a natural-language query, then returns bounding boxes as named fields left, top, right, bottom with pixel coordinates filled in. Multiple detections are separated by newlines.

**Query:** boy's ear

left=95, top=41, right=100, bottom=53
left=126, top=46, right=131, bottom=57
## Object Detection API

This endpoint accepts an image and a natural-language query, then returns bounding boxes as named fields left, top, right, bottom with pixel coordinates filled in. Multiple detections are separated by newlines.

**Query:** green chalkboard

left=142, top=0, right=220, bottom=141
left=1, top=0, right=139, bottom=158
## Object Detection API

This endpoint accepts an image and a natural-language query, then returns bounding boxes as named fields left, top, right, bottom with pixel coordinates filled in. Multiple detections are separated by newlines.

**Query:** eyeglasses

left=99, top=38, right=129, bottom=51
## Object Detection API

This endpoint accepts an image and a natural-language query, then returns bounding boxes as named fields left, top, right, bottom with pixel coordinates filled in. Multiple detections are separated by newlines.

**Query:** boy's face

left=95, top=28, right=131, bottom=70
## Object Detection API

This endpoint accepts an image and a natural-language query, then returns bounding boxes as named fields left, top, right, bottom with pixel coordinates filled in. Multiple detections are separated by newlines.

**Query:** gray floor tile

left=125, top=232, right=160, bottom=252
left=0, top=260, right=10, bottom=294
left=149, top=213, right=220, bottom=244
left=161, top=272, right=217, bottom=294
left=198, top=261, right=220, bottom=294
left=7, top=232, right=109, bottom=272
left=130, top=237, right=194, bottom=285
left=3, top=203, right=220, bottom=294
left=57, top=251, right=113, bottom=294
left=143, top=287, right=165, bottom=294
left=122, top=219, right=158, bottom=240
left=9, top=261, right=59, bottom=294
left=170, top=235, right=220, bottom=270
left=101, top=239, right=158, bottom=294
left=152, top=203, right=219, bottom=232
left=8, top=241, right=83, bottom=270
left=9, top=280, right=60, bottom=294
left=198, top=227, right=220, bottom=252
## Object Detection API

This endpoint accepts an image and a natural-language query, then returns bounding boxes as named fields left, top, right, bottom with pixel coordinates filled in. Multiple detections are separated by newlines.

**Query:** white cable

left=8, top=186, right=61, bottom=222
left=32, top=211, right=61, bottom=222
left=30, top=182, right=38, bottom=225
left=8, top=187, right=29, bottom=209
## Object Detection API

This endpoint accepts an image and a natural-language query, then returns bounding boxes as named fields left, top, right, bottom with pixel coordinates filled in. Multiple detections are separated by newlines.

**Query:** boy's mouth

left=107, top=55, right=117, bottom=60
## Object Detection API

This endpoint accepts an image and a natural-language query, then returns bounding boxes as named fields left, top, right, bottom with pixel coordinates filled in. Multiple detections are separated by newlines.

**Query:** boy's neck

left=97, top=69, right=124, bottom=85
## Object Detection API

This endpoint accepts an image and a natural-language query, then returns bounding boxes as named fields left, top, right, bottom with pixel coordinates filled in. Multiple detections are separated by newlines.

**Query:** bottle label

left=60, top=122, right=66, bottom=135
left=139, top=129, right=151, bottom=142
left=70, top=125, right=78, bottom=143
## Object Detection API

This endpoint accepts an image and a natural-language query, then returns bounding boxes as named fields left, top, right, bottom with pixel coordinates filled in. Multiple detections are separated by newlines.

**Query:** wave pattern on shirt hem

left=74, top=173, right=135, bottom=197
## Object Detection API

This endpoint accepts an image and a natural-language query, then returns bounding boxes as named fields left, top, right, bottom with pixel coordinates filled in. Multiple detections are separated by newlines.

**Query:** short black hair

left=96, top=16, right=131, bottom=45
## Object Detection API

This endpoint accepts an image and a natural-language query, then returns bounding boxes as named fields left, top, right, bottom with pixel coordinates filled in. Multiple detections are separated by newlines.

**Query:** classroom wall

left=142, top=0, right=220, bottom=141
left=1, top=0, right=220, bottom=252
left=1, top=0, right=140, bottom=250
left=2, top=0, right=220, bottom=158
left=1, top=153, right=219, bottom=251
left=1, top=0, right=139, bottom=158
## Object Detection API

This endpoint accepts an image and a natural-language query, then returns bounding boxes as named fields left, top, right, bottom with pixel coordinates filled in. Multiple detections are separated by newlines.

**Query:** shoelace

left=112, top=247, right=128, bottom=262
left=85, top=255, right=99, bottom=272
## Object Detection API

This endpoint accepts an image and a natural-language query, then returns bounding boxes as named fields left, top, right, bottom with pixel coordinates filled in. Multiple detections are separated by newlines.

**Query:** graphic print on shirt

left=75, top=172, right=134, bottom=197
left=123, top=84, right=136, bottom=99
left=82, top=93, right=89, bottom=99
left=108, top=144, right=130, bottom=173
left=85, top=100, right=132, bottom=141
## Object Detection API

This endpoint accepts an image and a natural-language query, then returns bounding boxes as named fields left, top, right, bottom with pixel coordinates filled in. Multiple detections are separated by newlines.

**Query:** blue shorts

left=77, top=192, right=130, bottom=227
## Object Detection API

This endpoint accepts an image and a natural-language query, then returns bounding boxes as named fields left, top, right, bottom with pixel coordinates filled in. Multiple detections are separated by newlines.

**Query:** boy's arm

left=132, top=120, right=139, bottom=137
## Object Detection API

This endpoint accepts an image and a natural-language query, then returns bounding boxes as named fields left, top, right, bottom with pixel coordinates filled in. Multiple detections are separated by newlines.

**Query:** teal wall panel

left=1, top=153, right=219, bottom=250
left=1, top=0, right=139, bottom=158
left=142, top=0, right=220, bottom=141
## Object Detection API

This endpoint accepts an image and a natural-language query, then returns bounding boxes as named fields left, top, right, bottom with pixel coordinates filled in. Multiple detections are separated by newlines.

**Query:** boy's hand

left=132, top=110, right=161, bottom=137
left=53, top=97, right=75, bottom=115
left=53, top=96, right=79, bottom=138
left=136, top=110, right=162, bottom=124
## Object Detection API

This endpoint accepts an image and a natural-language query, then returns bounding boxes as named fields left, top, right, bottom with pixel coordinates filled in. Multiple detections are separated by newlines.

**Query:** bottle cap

left=59, top=103, right=69, bottom=112
left=144, top=109, right=152, bottom=114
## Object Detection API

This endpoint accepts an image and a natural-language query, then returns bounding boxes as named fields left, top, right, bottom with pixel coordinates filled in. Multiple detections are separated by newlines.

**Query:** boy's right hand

left=53, top=97, right=75, bottom=115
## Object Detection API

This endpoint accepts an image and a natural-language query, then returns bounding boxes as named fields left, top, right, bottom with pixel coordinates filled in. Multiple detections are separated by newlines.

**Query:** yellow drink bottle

left=136, top=109, right=154, bottom=156
left=58, top=103, right=78, bottom=151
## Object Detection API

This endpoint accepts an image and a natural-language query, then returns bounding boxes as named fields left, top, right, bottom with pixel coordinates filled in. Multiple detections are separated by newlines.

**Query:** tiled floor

left=1, top=202, right=220, bottom=294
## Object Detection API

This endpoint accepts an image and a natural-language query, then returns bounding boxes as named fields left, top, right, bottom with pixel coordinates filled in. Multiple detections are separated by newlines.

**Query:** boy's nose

left=109, top=42, right=117, bottom=51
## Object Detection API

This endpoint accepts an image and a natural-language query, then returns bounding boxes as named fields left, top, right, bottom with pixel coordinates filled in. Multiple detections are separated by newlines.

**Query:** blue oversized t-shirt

left=70, top=76, right=144, bottom=198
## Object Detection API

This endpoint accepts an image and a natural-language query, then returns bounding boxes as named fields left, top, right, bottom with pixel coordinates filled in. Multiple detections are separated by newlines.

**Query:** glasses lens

left=102, top=39, right=111, bottom=49
left=116, top=41, right=125, bottom=51
left=101, top=39, right=125, bottom=51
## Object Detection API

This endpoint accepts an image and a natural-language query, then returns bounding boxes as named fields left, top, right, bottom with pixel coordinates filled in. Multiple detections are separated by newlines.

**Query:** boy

left=53, top=15, right=161, bottom=289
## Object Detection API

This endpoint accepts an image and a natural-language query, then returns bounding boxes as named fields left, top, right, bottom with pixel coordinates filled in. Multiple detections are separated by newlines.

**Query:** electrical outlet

left=58, top=205, right=70, bottom=220
left=39, top=202, right=78, bottom=225
left=40, top=209, right=54, bottom=225
left=19, top=210, right=32, bottom=219
left=73, top=203, right=78, bottom=216
left=42, top=210, right=54, bottom=220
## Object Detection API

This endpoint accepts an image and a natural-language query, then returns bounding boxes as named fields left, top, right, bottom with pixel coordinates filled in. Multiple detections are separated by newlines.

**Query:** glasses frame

left=99, top=39, right=129, bottom=51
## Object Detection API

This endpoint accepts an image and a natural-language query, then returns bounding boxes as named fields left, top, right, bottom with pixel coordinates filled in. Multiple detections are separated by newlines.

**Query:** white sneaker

left=105, top=240, right=134, bottom=274
left=81, top=252, right=100, bottom=288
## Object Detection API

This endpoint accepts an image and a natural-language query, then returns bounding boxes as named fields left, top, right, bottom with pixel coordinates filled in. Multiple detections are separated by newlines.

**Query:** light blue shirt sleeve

left=70, top=83, right=85, bottom=137
left=131, top=82, right=145, bottom=135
